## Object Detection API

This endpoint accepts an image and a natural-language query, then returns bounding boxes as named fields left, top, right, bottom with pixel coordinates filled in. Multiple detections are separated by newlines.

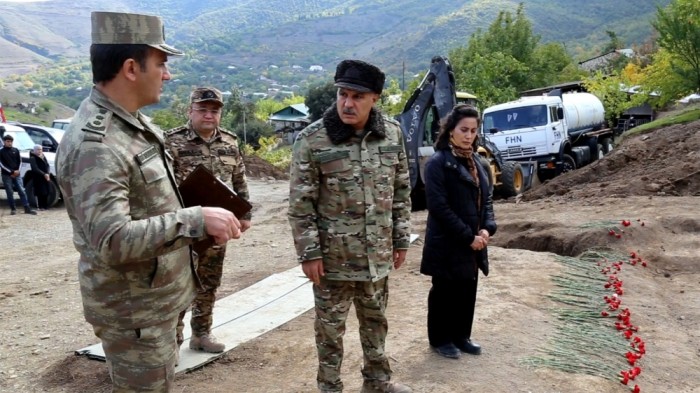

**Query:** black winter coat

left=420, top=149, right=497, bottom=280
left=29, top=152, right=51, bottom=196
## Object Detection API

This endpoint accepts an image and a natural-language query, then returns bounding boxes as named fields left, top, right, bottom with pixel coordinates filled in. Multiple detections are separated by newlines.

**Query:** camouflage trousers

left=93, top=317, right=178, bottom=392
left=312, top=276, right=392, bottom=392
left=177, top=244, right=226, bottom=343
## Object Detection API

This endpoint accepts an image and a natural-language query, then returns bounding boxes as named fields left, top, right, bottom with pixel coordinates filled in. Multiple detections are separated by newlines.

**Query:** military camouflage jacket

left=56, top=87, right=203, bottom=329
left=165, top=123, right=251, bottom=220
left=288, top=106, right=411, bottom=282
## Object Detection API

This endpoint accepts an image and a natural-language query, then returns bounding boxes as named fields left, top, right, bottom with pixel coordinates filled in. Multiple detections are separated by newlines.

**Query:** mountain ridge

left=0, top=0, right=669, bottom=79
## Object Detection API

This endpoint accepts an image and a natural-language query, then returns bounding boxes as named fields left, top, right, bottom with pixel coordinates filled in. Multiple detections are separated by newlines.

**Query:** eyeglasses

left=191, top=107, right=222, bottom=116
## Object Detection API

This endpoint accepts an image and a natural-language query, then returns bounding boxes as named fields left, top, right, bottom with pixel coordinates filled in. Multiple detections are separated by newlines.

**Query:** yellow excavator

left=398, top=56, right=531, bottom=210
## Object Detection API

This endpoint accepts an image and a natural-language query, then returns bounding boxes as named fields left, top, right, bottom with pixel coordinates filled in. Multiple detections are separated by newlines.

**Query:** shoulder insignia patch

left=81, top=108, right=111, bottom=142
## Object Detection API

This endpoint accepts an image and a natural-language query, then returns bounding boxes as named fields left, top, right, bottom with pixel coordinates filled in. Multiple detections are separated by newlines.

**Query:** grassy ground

left=620, top=102, right=700, bottom=142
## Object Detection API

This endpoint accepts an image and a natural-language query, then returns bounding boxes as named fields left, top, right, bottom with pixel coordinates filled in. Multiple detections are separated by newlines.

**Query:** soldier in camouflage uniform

left=165, top=87, right=252, bottom=353
left=288, top=60, right=412, bottom=393
left=56, top=12, right=241, bottom=393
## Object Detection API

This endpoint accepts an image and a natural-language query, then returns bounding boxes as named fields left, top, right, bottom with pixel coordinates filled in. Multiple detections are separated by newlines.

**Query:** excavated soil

left=244, top=154, right=290, bottom=180
left=523, top=119, right=700, bottom=201
left=2, top=119, right=700, bottom=392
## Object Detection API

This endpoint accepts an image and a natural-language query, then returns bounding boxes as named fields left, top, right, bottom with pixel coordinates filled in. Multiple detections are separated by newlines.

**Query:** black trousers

left=427, top=275, right=479, bottom=347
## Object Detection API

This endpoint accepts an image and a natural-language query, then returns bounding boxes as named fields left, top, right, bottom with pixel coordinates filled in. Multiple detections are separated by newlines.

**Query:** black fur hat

left=334, top=60, right=385, bottom=94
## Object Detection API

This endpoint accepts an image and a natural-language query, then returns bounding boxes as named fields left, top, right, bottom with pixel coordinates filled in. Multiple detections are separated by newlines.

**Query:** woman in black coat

left=29, top=145, right=51, bottom=210
left=420, top=104, right=497, bottom=359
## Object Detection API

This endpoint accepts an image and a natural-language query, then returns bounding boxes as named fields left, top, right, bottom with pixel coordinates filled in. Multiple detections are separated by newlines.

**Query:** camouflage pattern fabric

left=165, top=124, right=251, bottom=220
left=56, top=87, right=202, bottom=329
left=313, top=277, right=391, bottom=391
left=90, top=11, right=183, bottom=56
left=288, top=110, right=411, bottom=281
left=288, top=105, right=411, bottom=391
left=93, top=317, right=178, bottom=392
left=175, top=244, right=226, bottom=339
left=166, top=124, right=250, bottom=336
left=56, top=87, right=205, bottom=391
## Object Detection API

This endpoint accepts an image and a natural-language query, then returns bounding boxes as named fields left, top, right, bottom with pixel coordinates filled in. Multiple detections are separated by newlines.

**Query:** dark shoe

left=10, top=209, right=17, bottom=215
left=361, top=380, right=412, bottom=393
left=24, top=206, right=37, bottom=215
left=431, top=343, right=461, bottom=359
left=454, top=339, right=481, bottom=355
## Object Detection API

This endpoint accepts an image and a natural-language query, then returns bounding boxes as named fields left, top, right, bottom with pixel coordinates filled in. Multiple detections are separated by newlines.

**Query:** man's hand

left=44, top=174, right=50, bottom=181
left=11, top=170, right=19, bottom=178
left=301, top=259, right=324, bottom=285
left=239, top=220, right=252, bottom=233
left=202, top=207, right=241, bottom=244
left=393, top=249, right=407, bottom=269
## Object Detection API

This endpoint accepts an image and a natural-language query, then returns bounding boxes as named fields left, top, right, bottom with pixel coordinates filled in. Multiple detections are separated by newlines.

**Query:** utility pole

left=243, top=110, right=247, bottom=146
left=402, top=61, right=405, bottom=91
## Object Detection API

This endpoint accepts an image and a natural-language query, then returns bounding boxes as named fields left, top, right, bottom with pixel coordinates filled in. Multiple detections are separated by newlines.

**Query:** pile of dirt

left=523, top=119, right=700, bottom=201
left=244, top=155, right=290, bottom=180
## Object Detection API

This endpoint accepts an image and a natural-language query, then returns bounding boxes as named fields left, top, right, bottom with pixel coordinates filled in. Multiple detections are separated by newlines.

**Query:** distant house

left=578, top=49, right=634, bottom=72
left=309, top=65, right=323, bottom=72
left=269, top=104, right=311, bottom=144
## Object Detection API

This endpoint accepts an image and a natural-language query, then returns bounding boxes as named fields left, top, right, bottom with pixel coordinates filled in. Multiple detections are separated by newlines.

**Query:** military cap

left=334, top=59, right=385, bottom=94
left=190, top=87, right=224, bottom=106
left=91, top=11, right=183, bottom=56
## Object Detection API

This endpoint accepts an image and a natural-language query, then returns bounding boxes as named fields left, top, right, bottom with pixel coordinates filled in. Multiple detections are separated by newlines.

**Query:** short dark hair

left=3, top=134, right=13, bottom=141
left=90, top=44, right=150, bottom=84
left=435, top=104, right=481, bottom=150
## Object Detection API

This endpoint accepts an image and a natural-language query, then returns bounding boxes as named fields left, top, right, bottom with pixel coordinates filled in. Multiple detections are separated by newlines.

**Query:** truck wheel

left=478, top=156, right=495, bottom=195
left=23, top=179, right=60, bottom=208
left=499, top=161, right=524, bottom=197
left=600, top=138, right=614, bottom=155
left=47, top=180, right=61, bottom=207
left=562, top=154, right=576, bottom=173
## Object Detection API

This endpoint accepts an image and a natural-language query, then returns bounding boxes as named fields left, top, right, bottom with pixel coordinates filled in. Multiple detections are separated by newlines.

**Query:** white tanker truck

left=481, top=89, right=614, bottom=180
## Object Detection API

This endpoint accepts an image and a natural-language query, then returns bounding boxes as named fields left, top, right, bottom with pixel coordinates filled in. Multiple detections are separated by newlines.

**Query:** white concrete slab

left=75, top=266, right=314, bottom=373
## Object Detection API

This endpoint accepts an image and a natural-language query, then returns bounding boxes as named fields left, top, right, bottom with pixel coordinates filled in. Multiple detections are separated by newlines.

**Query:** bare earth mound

left=244, top=155, right=290, bottom=180
left=523, top=119, right=700, bottom=201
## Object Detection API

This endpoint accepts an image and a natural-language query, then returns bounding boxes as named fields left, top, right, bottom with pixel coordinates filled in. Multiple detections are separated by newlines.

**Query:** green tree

left=305, top=81, right=336, bottom=121
left=38, top=101, right=52, bottom=113
left=449, top=3, right=576, bottom=106
left=603, top=30, right=623, bottom=53
left=254, top=98, right=286, bottom=122
left=583, top=70, right=647, bottom=125
left=150, top=95, right=188, bottom=130
left=530, top=43, right=578, bottom=87
left=652, top=0, right=700, bottom=92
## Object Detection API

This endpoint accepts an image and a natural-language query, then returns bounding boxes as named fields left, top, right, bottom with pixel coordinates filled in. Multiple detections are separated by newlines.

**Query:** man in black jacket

left=0, top=134, right=37, bottom=215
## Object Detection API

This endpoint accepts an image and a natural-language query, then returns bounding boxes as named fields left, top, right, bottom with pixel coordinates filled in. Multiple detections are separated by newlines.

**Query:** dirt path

left=1, top=179, right=698, bottom=392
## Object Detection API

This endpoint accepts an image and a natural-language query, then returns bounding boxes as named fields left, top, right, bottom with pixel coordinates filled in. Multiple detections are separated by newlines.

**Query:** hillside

left=0, top=0, right=669, bottom=80
left=0, top=88, right=75, bottom=126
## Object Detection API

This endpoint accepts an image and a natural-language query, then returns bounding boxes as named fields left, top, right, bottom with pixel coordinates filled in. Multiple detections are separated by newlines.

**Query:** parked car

left=11, top=122, right=65, bottom=153
left=0, top=123, right=61, bottom=207
left=51, top=117, right=72, bottom=130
